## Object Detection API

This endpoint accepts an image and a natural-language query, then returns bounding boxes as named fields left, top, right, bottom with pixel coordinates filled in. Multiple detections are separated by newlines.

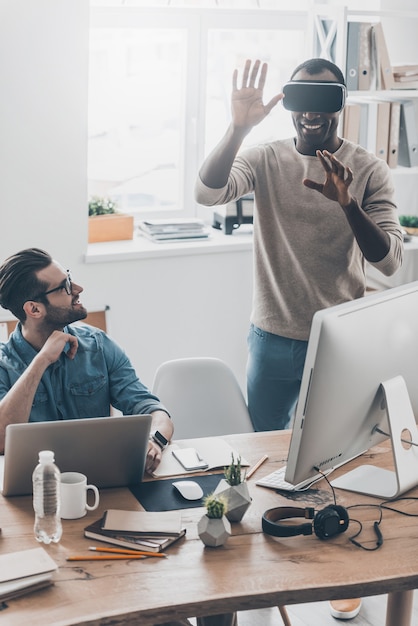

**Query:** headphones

left=262, top=505, right=349, bottom=540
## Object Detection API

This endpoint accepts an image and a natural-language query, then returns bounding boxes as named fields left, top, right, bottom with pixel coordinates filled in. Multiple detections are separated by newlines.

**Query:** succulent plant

left=224, top=453, right=245, bottom=486
left=88, top=196, right=118, bottom=216
left=204, top=493, right=227, bottom=519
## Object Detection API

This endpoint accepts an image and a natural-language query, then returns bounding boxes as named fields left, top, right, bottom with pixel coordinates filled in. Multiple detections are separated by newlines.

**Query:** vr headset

left=282, top=81, right=346, bottom=113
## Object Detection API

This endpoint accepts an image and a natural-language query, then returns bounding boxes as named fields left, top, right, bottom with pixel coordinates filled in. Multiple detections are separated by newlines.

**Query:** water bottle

left=32, top=450, right=62, bottom=544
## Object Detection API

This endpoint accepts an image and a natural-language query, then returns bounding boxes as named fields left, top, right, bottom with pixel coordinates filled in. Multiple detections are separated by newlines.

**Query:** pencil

left=246, top=454, right=269, bottom=479
left=89, top=546, right=166, bottom=557
left=66, top=553, right=166, bottom=561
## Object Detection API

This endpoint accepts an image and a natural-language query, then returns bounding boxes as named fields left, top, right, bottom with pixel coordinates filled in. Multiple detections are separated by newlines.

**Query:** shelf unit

left=309, top=4, right=418, bottom=217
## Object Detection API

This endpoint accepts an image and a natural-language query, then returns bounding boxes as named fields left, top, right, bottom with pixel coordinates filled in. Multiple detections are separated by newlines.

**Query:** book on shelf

left=0, top=547, right=57, bottom=601
left=84, top=515, right=186, bottom=553
left=138, top=218, right=210, bottom=242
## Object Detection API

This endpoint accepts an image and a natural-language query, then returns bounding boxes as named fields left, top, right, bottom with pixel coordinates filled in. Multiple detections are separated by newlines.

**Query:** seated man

left=0, top=247, right=235, bottom=626
left=0, top=247, right=172, bottom=473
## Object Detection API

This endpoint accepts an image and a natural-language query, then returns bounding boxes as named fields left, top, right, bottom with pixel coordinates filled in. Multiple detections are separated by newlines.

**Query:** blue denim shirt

left=0, top=323, right=168, bottom=422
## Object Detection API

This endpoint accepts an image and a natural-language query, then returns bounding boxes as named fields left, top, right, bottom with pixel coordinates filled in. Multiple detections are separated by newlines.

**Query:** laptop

left=1, top=414, right=152, bottom=496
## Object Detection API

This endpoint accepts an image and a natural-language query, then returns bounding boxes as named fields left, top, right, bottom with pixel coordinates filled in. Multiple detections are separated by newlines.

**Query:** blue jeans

left=246, top=324, right=308, bottom=431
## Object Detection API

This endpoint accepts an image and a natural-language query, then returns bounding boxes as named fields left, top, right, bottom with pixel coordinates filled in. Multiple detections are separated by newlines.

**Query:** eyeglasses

left=32, top=270, right=73, bottom=300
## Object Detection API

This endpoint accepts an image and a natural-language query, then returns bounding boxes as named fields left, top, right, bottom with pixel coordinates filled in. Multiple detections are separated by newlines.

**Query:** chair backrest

left=152, top=357, right=254, bottom=439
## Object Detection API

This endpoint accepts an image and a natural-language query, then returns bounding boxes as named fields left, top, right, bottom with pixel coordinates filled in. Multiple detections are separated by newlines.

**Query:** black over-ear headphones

left=262, top=505, right=349, bottom=540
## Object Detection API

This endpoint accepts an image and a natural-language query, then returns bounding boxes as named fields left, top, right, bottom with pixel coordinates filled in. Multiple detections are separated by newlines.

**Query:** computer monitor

left=284, top=281, right=418, bottom=500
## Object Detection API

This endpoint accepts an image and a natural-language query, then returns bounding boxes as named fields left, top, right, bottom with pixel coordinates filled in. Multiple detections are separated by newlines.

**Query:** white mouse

left=172, top=480, right=204, bottom=501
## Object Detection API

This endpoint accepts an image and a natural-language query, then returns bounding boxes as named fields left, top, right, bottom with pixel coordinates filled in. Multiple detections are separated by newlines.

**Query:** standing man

left=195, top=58, right=403, bottom=434
left=0, top=248, right=172, bottom=473
left=195, top=59, right=403, bottom=621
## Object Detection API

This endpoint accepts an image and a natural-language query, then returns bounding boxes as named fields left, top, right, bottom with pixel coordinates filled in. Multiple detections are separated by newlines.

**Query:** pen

left=246, top=454, right=269, bottom=479
left=89, top=546, right=166, bottom=557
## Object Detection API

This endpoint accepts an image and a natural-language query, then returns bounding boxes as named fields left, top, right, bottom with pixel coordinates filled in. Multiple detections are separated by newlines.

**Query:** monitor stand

left=331, top=375, right=418, bottom=499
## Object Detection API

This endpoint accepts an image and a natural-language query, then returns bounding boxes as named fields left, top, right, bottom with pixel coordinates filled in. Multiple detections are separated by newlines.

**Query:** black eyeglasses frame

left=31, top=270, right=72, bottom=301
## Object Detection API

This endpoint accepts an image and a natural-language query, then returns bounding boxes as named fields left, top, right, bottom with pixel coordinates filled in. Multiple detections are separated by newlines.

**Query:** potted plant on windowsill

left=213, top=454, right=252, bottom=523
left=88, top=196, right=134, bottom=243
left=399, top=215, right=418, bottom=236
left=197, top=493, right=231, bottom=548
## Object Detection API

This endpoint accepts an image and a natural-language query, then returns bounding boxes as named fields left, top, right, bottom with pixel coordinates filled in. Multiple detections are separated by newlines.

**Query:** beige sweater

left=195, top=138, right=403, bottom=340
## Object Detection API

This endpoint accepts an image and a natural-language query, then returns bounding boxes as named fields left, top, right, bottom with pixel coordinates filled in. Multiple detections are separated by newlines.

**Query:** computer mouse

left=172, top=480, right=204, bottom=501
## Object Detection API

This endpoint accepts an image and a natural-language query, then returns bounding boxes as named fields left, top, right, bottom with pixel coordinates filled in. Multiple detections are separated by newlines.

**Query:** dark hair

left=0, top=248, right=53, bottom=322
left=290, top=58, right=346, bottom=87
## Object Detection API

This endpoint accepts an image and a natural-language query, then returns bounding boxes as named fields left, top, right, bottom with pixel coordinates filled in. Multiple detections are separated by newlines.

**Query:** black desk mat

left=130, top=474, right=223, bottom=511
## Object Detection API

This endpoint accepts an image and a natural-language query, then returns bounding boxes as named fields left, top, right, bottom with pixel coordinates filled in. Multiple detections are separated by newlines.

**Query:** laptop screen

left=2, top=414, right=152, bottom=496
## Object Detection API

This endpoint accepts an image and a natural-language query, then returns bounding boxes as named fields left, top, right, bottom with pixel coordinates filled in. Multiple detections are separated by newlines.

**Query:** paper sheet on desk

left=152, top=438, right=249, bottom=478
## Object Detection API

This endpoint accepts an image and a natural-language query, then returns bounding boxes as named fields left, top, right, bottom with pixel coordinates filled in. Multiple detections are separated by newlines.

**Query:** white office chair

left=152, top=357, right=254, bottom=439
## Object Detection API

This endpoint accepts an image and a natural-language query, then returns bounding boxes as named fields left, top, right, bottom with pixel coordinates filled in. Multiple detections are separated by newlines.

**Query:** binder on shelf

left=375, top=100, right=391, bottom=162
left=372, top=22, right=395, bottom=90
left=342, top=102, right=362, bottom=142
left=398, top=100, right=418, bottom=168
left=349, top=97, right=391, bottom=161
left=345, top=22, right=374, bottom=92
left=346, top=22, right=361, bottom=91
left=358, top=102, right=369, bottom=149
left=388, top=100, right=401, bottom=168
left=342, top=99, right=370, bottom=149
left=358, top=22, right=373, bottom=91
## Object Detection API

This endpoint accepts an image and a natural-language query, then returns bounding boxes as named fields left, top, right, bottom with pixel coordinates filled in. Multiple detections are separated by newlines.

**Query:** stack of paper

left=138, top=218, right=210, bottom=242
left=391, top=65, right=418, bottom=91
left=0, top=547, right=58, bottom=602
left=152, top=437, right=250, bottom=478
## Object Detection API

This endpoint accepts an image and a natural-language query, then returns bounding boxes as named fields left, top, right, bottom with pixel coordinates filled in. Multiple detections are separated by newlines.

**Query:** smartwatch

left=150, top=430, right=169, bottom=450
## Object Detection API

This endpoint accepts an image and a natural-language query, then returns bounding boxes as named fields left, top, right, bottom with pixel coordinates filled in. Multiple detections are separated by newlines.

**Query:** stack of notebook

left=0, top=547, right=58, bottom=601
left=138, top=218, right=210, bottom=242
left=84, top=509, right=186, bottom=553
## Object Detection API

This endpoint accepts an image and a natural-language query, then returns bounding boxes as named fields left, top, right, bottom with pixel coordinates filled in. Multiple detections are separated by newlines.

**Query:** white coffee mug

left=60, top=472, right=100, bottom=519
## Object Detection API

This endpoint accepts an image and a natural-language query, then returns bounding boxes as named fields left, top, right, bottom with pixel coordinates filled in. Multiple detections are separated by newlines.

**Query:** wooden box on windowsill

left=88, top=214, right=134, bottom=244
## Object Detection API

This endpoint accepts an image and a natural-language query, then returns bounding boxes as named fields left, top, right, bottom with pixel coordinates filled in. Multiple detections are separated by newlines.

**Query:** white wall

left=0, top=0, right=253, bottom=392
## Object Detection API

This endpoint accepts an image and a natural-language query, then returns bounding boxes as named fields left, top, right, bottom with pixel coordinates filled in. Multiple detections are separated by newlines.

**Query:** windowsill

left=85, top=225, right=254, bottom=263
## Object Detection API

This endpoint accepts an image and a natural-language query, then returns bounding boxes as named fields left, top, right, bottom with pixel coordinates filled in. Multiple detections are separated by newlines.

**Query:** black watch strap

left=150, top=430, right=169, bottom=450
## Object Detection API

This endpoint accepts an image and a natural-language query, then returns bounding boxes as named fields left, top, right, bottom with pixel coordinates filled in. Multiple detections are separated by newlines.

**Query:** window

left=88, top=4, right=309, bottom=221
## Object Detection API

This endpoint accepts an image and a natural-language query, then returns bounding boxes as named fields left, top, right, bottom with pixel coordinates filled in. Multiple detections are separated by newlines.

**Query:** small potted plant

left=399, top=215, right=418, bottom=236
left=88, top=196, right=134, bottom=243
left=197, top=493, right=231, bottom=548
left=213, top=454, right=252, bottom=523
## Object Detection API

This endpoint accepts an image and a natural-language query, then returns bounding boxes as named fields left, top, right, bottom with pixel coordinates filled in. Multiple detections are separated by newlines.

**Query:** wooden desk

left=1, top=431, right=417, bottom=626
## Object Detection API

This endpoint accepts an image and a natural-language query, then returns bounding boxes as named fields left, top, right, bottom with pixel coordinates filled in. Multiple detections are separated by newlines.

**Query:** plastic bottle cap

left=38, top=450, right=55, bottom=463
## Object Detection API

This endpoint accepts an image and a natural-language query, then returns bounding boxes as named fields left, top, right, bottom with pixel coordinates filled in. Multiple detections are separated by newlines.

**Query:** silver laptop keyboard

left=256, top=465, right=333, bottom=492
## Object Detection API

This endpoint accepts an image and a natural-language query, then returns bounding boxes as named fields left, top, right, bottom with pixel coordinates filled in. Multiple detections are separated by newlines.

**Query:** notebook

left=1, top=414, right=152, bottom=497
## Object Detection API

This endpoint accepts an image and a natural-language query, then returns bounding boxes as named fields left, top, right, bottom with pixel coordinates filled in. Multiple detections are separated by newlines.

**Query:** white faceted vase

left=197, top=514, right=231, bottom=548
left=214, top=479, right=252, bottom=523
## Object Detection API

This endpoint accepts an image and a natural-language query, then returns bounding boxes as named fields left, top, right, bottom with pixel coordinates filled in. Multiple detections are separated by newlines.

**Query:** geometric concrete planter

left=197, top=514, right=231, bottom=548
left=214, top=479, right=252, bottom=523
